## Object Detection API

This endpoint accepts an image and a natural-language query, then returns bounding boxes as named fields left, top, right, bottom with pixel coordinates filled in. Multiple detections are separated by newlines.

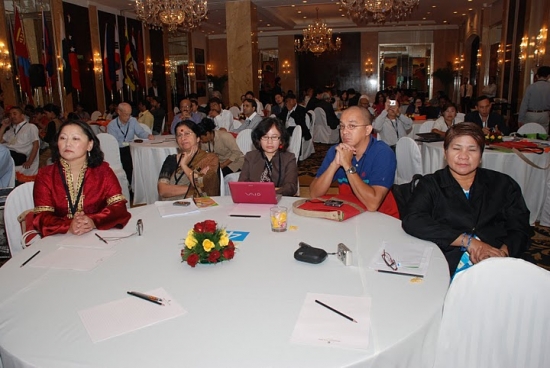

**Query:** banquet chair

left=96, top=133, right=131, bottom=208
left=517, top=122, right=546, bottom=135
left=456, top=112, right=465, bottom=122
left=4, top=181, right=34, bottom=257
left=161, top=117, right=166, bottom=134
left=299, top=112, right=315, bottom=161
left=395, top=137, right=422, bottom=184
left=8, top=157, right=15, bottom=188
left=313, top=107, right=339, bottom=144
left=236, top=129, right=254, bottom=154
left=288, top=126, right=302, bottom=164
left=223, top=172, right=240, bottom=196
left=229, top=106, right=240, bottom=119
left=433, top=258, right=550, bottom=368
left=173, top=106, right=180, bottom=115
left=218, top=167, right=225, bottom=196
left=418, top=120, right=435, bottom=133
left=90, top=111, right=102, bottom=122
left=139, top=123, right=152, bottom=135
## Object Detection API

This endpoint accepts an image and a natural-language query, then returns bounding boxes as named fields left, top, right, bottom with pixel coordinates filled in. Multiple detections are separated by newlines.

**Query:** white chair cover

left=139, top=123, right=152, bottom=135
left=229, top=106, right=240, bottom=119
left=232, top=120, right=242, bottom=130
left=218, top=167, right=225, bottom=196
left=300, top=112, right=315, bottom=160
left=90, top=124, right=101, bottom=136
left=96, top=133, right=131, bottom=207
left=288, top=126, right=302, bottom=163
left=418, top=120, right=435, bottom=133
left=173, top=106, right=180, bottom=115
left=223, top=172, right=240, bottom=197
left=236, top=129, right=254, bottom=154
left=517, top=122, right=546, bottom=135
left=4, top=182, right=34, bottom=256
left=456, top=112, right=465, bottom=122
left=90, top=111, right=102, bottom=122
left=313, top=107, right=339, bottom=144
left=434, top=258, right=550, bottom=368
left=395, top=137, right=422, bottom=184
left=8, top=157, right=15, bottom=188
left=161, top=117, right=166, bottom=133
left=264, top=103, right=271, bottom=115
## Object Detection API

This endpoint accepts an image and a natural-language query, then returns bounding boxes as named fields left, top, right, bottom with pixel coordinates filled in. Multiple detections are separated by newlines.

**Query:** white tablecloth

left=0, top=197, right=450, bottom=368
left=406, top=120, right=425, bottom=139
left=421, top=141, right=550, bottom=225
left=130, top=137, right=178, bottom=205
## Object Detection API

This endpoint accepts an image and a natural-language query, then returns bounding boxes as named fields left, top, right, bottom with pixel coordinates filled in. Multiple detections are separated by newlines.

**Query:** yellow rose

left=219, top=234, right=229, bottom=247
left=497, top=135, right=502, bottom=139
left=203, top=239, right=215, bottom=252
left=185, top=235, right=197, bottom=249
left=490, top=135, right=495, bottom=139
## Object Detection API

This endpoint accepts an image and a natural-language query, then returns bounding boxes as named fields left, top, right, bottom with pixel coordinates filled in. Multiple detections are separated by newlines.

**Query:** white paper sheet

left=56, top=230, right=135, bottom=248
left=369, top=242, right=433, bottom=277
left=290, top=293, right=371, bottom=350
left=78, top=288, right=186, bottom=343
left=29, top=247, right=116, bottom=271
left=155, top=200, right=200, bottom=218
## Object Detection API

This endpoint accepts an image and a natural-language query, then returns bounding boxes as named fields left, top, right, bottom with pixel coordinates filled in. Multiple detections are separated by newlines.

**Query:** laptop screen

left=228, top=182, right=281, bottom=204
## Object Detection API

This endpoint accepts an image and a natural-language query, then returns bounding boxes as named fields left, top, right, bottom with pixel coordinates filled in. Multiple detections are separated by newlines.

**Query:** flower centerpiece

left=485, top=134, right=503, bottom=144
left=181, top=220, right=236, bottom=267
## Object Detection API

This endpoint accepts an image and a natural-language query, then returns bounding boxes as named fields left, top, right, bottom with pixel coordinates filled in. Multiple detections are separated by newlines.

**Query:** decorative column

left=0, top=0, right=16, bottom=106
left=88, top=5, right=105, bottom=114
left=277, top=35, right=296, bottom=94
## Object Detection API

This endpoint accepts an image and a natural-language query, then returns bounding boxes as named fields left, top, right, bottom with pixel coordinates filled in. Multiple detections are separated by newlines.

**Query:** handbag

left=292, top=194, right=366, bottom=222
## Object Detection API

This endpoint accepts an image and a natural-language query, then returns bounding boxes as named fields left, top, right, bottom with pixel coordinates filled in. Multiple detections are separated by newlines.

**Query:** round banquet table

left=421, top=141, right=550, bottom=225
left=129, top=137, right=178, bottom=206
left=0, top=197, right=450, bottom=368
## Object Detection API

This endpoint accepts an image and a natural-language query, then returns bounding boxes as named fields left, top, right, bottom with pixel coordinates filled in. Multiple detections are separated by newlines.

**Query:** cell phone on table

left=389, top=100, right=396, bottom=106
left=324, top=200, right=344, bottom=207
left=173, top=201, right=190, bottom=206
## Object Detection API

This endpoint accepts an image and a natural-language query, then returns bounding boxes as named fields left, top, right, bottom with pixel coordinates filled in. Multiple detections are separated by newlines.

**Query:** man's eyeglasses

left=338, top=124, right=369, bottom=131
left=261, top=136, right=280, bottom=141
left=382, top=250, right=398, bottom=271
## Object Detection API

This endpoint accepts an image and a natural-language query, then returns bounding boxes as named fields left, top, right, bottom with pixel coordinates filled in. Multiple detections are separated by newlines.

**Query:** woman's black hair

left=43, top=103, right=61, bottom=117
left=198, top=117, right=216, bottom=135
left=251, top=117, right=289, bottom=152
left=174, top=119, right=204, bottom=137
left=51, top=120, right=104, bottom=168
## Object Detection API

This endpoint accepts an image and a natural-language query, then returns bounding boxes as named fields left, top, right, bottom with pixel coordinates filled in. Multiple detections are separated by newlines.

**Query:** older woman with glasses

left=402, top=123, right=531, bottom=277
left=238, top=117, right=298, bottom=196
left=158, top=120, right=220, bottom=200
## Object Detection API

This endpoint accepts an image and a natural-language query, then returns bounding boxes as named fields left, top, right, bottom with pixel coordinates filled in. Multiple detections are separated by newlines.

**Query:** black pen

left=229, top=214, right=261, bottom=218
left=20, top=250, right=41, bottom=268
left=127, top=291, right=164, bottom=306
left=377, top=269, right=423, bottom=278
left=95, top=233, right=108, bottom=244
left=315, top=299, right=357, bottom=323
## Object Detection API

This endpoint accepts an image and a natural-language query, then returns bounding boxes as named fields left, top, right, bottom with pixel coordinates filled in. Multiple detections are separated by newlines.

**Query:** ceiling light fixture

left=295, top=8, right=341, bottom=57
left=340, top=0, right=420, bottom=23
left=134, top=0, right=208, bottom=32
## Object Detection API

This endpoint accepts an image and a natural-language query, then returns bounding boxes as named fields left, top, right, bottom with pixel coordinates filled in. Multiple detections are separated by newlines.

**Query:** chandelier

left=340, top=0, right=420, bottom=23
left=295, top=8, right=341, bottom=57
left=134, top=0, right=208, bottom=32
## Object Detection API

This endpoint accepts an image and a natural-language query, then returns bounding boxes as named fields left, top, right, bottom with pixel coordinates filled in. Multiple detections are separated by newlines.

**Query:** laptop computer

left=229, top=182, right=281, bottom=204
left=415, top=132, right=444, bottom=142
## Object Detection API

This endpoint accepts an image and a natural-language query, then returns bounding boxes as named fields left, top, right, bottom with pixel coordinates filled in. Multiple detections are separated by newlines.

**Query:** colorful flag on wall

left=124, top=26, right=137, bottom=91
left=136, top=29, right=146, bottom=89
left=66, top=14, right=81, bottom=92
left=41, top=10, right=54, bottom=90
left=13, top=7, right=33, bottom=104
left=103, top=24, right=113, bottom=91
left=60, top=12, right=72, bottom=94
left=114, top=23, right=123, bottom=92
left=130, top=28, right=140, bottom=88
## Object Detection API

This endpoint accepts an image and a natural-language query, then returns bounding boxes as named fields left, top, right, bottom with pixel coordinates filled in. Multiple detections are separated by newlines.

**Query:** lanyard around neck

left=13, top=122, right=27, bottom=136
left=117, top=118, right=130, bottom=141
left=58, top=163, right=87, bottom=217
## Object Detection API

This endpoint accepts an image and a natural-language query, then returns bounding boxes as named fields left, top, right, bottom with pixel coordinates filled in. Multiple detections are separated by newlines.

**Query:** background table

left=0, top=197, right=449, bottom=368
left=421, top=141, right=550, bottom=225
left=130, top=137, right=178, bottom=205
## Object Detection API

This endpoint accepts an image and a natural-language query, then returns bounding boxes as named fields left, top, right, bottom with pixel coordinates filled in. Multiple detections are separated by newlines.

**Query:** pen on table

left=127, top=291, right=164, bottom=306
left=377, top=269, right=423, bottom=278
left=20, top=250, right=41, bottom=268
left=95, top=233, right=108, bottom=244
left=315, top=299, right=357, bottom=323
left=229, top=214, right=261, bottom=218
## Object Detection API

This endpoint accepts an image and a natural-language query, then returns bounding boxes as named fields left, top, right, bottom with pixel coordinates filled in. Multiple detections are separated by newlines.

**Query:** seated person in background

left=277, top=93, right=312, bottom=140
left=347, top=88, right=360, bottom=106
left=107, top=102, right=154, bottom=184
left=150, top=96, right=166, bottom=135
left=402, top=123, right=531, bottom=277
left=74, top=103, right=90, bottom=122
left=158, top=120, right=220, bottom=200
left=271, top=92, right=285, bottom=116
left=43, top=104, right=63, bottom=148
left=482, top=76, right=497, bottom=100
left=239, top=117, right=297, bottom=196
left=0, top=144, right=13, bottom=187
left=464, top=95, right=508, bottom=136
left=207, top=97, right=233, bottom=131
left=137, top=100, right=154, bottom=130
left=431, top=102, right=464, bottom=137
left=231, top=99, right=263, bottom=133
left=372, top=98, right=413, bottom=150
left=33, top=120, right=131, bottom=237
left=105, top=103, right=117, bottom=120
left=242, top=91, right=264, bottom=116
left=310, top=106, right=398, bottom=217
left=199, top=117, right=244, bottom=176
left=359, top=95, right=376, bottom=117
left=0, top=106, right=39, bottom=176
left=190, top=99, right=207, bottom=121
left=170, top=98, right=201, bottom=134
left=372, top=92, right=386, bottom=116
left=406, top=98, right=427, bottom=116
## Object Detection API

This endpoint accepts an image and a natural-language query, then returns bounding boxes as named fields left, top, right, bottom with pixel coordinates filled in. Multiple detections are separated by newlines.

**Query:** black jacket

left=464, top=111, right=508, bottom=135
left=402, top=167, right=531, bottom=275
left=277, top=105, right=312, bottom=140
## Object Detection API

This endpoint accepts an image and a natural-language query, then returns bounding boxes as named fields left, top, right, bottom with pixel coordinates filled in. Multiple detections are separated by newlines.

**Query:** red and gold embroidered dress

left=33, top=159, right=131, bottom=237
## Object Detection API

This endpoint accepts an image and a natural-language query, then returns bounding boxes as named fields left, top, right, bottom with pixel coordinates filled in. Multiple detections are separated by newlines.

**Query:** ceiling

left=86, top=0, right=496, bottom=35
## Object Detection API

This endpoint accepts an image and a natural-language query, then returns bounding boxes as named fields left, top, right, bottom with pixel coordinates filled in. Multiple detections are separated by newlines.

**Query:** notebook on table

left=415, top=132, right=444, bottom=142
left=229, top=182, right=281, bottom=204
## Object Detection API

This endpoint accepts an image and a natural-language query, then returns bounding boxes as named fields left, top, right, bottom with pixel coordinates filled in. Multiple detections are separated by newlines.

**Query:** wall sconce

left=146, top=57, right=153, bottom=77
left=187, top=62, right=195, bottom=78
left=281, top=60, right=291, bottom=75
left=93, top=52, right=102, bottom=81
left=364, top=57, right=373, bottom=78
left=476, top=47, right=482, bottom=68
left=453, top=54, right=464, bottom=76
left=496, top=44, right=504, bottom=71
left=0, top=41, right=12, bottom=80
left=258, top=68, right=262, bottom=81
left=534, top=27, right=547, bottom=67
left=519, top=36, right=528, bottom=71
left=207, top=64, right=213, bottom=74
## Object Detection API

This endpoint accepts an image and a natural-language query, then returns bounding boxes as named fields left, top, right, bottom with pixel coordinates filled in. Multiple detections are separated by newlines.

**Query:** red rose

left=187, top=253, right=200, bottom=267
left=193, top=222, right=204, bottom=233
left=222, top=247, right=235, bottom=260
left=203, top=220, right=217, bottom=233
left=208, top=250, right=221, bottom=263
left=228, top=240, right=235, bottom=247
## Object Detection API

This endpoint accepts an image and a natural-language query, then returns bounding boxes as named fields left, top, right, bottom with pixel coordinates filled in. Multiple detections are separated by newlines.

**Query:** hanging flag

left=124, top=26, right=137, bottom=91
left=66, top=14, right=81, bottom=92
left=130, top=28, right=140, bottom=88
left=114, top=23, right=123, bottom=92
left=103, top=24, right=113, bottom=91
left=13, top=7, right=33, bottom=104
left=60, top=12, right=72, bottom=94
left=136, top=29, right=146, bottom=89
left=41, top=10, right=54, bottom=91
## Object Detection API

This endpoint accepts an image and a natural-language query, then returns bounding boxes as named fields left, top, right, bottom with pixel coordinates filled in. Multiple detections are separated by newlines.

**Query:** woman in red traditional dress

left=33, top=120, right=131, bottom=237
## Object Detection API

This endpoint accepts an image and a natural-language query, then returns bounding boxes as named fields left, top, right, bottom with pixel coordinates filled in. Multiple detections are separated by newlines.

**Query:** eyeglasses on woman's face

left=261, top=135, right=280, bottom=142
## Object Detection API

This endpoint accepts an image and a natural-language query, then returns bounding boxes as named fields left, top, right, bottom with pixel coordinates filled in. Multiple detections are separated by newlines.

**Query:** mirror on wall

left=378, top=43, right=433, bottom=96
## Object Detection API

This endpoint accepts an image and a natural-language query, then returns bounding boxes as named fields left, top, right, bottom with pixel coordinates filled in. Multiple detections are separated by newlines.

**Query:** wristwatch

left=346, top=166, right=357, bottom=175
